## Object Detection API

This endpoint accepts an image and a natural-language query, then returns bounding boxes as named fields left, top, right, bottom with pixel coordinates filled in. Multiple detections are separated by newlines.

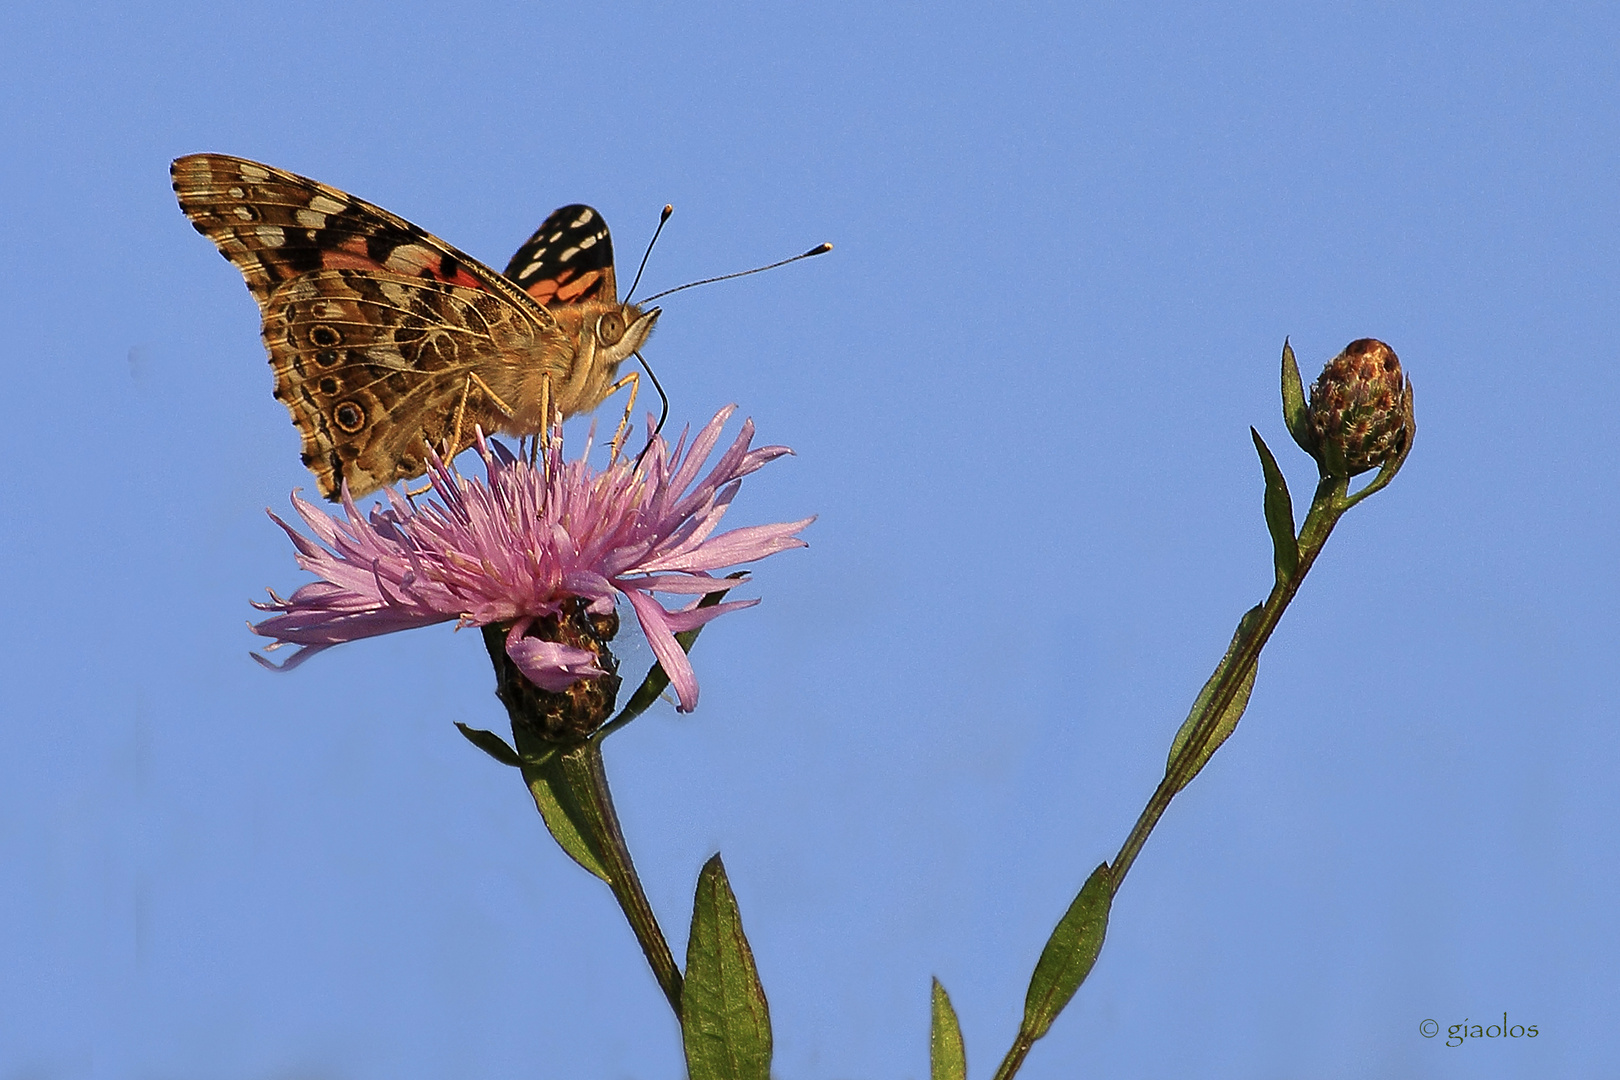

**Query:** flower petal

left=505, top=634, right=608, bottom=692
left=662, top=597, right=760, bottom=632
left=622, top=588, right=700, bottom=712
left=254, top=405, right=806, bottom=707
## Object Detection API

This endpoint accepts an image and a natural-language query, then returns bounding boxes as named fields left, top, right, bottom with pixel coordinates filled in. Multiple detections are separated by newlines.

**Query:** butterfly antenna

left=625, top=204, right=674, bottom=303
left=638, top=242, right=833, bottom=304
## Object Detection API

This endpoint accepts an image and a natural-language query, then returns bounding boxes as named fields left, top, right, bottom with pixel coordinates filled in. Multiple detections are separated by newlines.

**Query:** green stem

left=1111, top=474, right=1345, bottom=891
left=575, top=738, right=685, bottom=1014
left=991, top=1031, right=1037, bottom=1080
left=992, top=475, right=1351, bottom=1080
left=513, top=725, right=685, bottom=1016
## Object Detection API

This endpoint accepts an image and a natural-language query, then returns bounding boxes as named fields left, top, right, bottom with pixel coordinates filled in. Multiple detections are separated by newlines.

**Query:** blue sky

left=2, top=2, right=1616, bottom=1077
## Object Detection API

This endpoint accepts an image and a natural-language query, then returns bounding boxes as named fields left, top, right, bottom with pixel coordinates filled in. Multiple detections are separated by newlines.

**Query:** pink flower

left=252, top=407, right=811, bottom=712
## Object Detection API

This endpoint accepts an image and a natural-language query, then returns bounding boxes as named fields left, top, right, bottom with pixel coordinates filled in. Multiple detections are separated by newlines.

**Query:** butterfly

left=172, top=153, right=659, bottom=499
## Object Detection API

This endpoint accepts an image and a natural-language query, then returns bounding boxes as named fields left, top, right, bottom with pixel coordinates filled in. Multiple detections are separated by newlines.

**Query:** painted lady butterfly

left=172, top=154, right=658, bottom=499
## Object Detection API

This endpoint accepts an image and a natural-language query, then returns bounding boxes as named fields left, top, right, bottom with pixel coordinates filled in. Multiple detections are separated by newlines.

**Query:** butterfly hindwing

left=505, top=204, right=618, bottom=306
left=262, top=269, right=548, bottom=498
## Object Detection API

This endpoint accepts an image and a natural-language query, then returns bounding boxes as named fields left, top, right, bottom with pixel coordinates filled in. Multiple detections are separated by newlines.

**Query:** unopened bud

left=1308, top=339, right=1410, bottom=475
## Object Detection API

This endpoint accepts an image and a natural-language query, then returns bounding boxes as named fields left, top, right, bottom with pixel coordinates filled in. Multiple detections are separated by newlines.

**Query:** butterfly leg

left=403, top=374, right=479, bottom=497
left=606, top=371, right=641, bottom=464
left=441, top=371, right=516, bottom=464
left=529, top=372, right=557, bottom=468
left=447, top=375, right=475, bottom=461
left=407, top=372, right=524, bottom=497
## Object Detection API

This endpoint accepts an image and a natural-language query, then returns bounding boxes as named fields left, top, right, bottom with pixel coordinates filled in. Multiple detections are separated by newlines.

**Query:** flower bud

left=483, top=603, right=622, bottom=741
left=1308, top=339, right=1410, bottom=475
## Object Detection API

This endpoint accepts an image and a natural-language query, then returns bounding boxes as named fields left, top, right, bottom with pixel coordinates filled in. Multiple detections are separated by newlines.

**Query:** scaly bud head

left=1308, top=339, right=1410, bottom=476
left=483, top=603, right=622, bottom=742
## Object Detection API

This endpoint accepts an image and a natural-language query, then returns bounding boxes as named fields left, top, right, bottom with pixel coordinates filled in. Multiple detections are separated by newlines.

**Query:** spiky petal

left=252, top=406, right=811, bottom=712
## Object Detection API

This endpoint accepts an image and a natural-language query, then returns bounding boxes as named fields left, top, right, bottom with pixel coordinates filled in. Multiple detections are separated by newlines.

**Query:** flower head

left=253, top=406, right=811, bottom=716
left=1307, top=338, right=1411, bottom=475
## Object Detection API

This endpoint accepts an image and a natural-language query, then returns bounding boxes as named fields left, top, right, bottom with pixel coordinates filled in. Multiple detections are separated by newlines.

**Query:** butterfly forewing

left=173, top=154, right=643, bottom=500
left=172, top=155, right=550, bottom=317
left=504, top=204, right=618, bottom=306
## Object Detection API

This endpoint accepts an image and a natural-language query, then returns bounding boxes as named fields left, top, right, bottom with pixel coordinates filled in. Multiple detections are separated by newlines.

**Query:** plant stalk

left=993, top=475, right=1351, bottom=1080
left=1111, top=475, right=1346, bottom=890
left=511, top=723, right=685, bottom=1017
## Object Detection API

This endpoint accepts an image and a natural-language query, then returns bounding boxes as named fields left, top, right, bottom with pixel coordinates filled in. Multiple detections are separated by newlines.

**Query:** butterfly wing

left=172, top=153, right=558, bottom=499
left=505, top=204, right=619, bottom=306
left=260, top=269, right=551, bottom=498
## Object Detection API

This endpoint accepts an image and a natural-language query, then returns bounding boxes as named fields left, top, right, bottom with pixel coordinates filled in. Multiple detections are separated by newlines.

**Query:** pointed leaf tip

left=454, top=722, right=522, bottom=767
left=1281, top=339, right=1315, bottom=457
left=1022, top=862, right=1113, bottom=1042
left=683, top=855, right=772, bottom=1080
left=1251, top=429, right=1299, bottom=583
left=930, top=978, right=967, bottom=1080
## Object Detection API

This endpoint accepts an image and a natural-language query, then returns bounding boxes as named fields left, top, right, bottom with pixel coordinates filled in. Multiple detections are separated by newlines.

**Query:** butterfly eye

left=596, top=311, right=626, bottom=347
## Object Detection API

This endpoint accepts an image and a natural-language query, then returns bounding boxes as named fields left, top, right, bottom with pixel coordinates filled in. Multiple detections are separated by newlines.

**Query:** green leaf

left=514, top=737, right=611, bottom=883
left=1165, top=605, right=1263, bottom=794
left=1280, top=338, right=1316, bottom=457
left=1021, top=862, right=1113, bottom=1042
left=454, top=722, right=522, bottom=767
left=930, top=978, right=967, bottom=1080
left=1251, top=429, right=1299, bottom=584
left=683, top=855, right=772, bottom=1080
left=605, top=575, right=744, bottom=734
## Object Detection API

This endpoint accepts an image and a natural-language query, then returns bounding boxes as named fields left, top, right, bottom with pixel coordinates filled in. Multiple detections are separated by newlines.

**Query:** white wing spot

left=578, top=234, right=598, bottom=249
left=238, top=164, right=271, bottom=181
left=233, top=206, right=254, bottom=220
left=571, top=209, right=594, bottom=227
left=228, top=187, right=245, bottom=198
left=384, top=244, right=433, bottom=273
left=308, top=194, right=348, bottom=215
left=295, top=209, right=328, bottom=228
left=560, top=246, right=580, bottom=261
left=521, top=260, right=545, bottom=277
left=255, top=224, right=286, bottom=246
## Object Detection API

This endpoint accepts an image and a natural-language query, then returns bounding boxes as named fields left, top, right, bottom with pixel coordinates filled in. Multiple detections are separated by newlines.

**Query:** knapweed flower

left=252, top=406, right=811, bottom=717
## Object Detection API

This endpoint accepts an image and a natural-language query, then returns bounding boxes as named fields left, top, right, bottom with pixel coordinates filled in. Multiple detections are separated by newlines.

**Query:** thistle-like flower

left=252, top=406, right=811, bottom=720
left=1308, top=338, right=1411, bottom=474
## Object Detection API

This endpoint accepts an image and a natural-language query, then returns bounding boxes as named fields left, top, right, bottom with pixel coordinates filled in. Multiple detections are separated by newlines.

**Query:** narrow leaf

left=930, top=978, right=967, bottom=1080
left=1251, top=429, right=1299, bottom=583
left=516, top=739, right=611, bottom=882
left=1280, top=338, right=1315, bottom=456
left=683, top=855, right=772, bottom=1080
left=1165, top=605, right=1263, bottom=794
left=1022, top=862, right=1113, bottom=1042
left=454, top=722, right=522, bottom=767
left=607, top=576, right=742, bottom=731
